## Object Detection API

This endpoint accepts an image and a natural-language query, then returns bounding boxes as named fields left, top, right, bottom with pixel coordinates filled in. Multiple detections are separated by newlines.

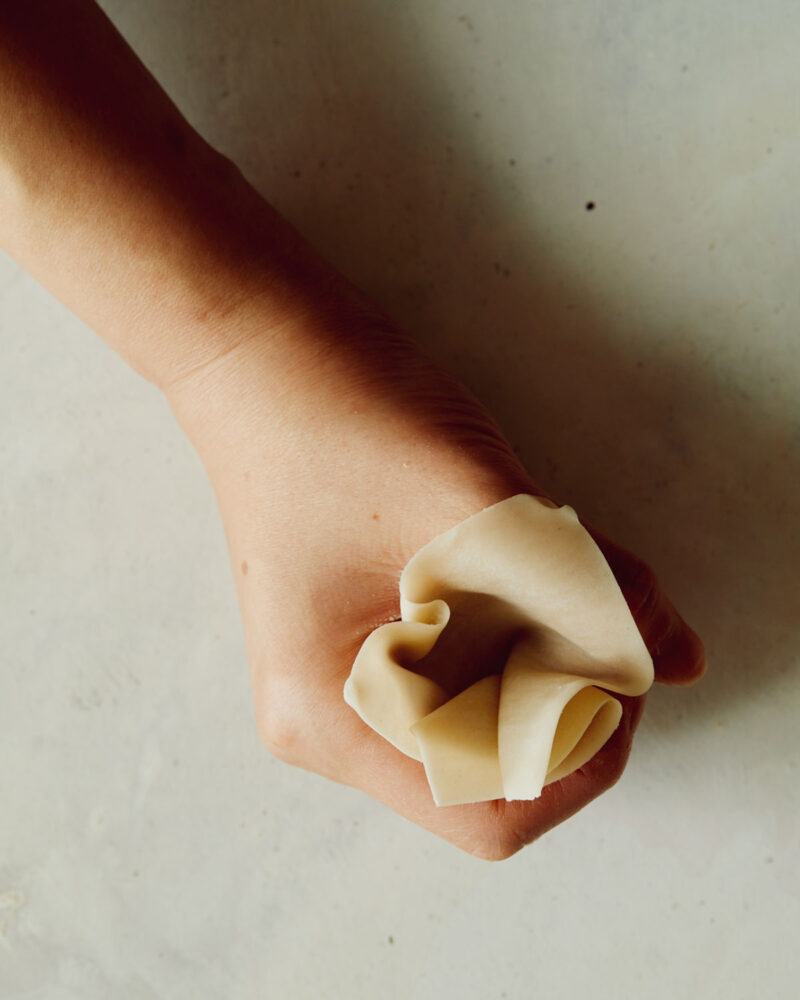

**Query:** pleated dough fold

left=343, top=494, right=653, bottom=806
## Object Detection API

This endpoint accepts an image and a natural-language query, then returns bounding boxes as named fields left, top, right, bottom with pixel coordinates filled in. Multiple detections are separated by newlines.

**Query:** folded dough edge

left=343, top=494, right=653, bottom=805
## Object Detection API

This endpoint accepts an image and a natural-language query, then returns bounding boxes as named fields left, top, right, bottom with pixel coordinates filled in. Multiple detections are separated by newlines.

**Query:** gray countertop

left=2, top=2, right=798, bottom=996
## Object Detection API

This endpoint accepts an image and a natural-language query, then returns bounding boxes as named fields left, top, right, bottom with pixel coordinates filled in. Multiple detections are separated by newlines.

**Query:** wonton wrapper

left=343, top=494, right=653, bottom=806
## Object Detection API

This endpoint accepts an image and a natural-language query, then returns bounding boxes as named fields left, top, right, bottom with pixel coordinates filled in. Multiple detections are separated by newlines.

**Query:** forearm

left=0, top=0, right=521, bottom=490
left=0, top=0, right=343, bottom=388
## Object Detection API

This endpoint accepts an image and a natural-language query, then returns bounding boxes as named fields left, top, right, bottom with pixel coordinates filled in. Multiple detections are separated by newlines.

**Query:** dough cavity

left=343, top=494, right=653, bottom=806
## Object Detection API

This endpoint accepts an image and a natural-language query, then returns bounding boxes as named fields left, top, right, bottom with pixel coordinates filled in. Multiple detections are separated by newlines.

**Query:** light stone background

left=2, top=1, right=799, bottom=997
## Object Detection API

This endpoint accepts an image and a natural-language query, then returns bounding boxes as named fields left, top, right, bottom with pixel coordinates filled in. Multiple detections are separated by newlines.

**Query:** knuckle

left=471, top=827, right=528, bottom=862
left=462, top=805, right=533, bottom=861
left=254, top=674, right=304, bottom=764
left=594, top=734, right=631, bottom=792
left=622, top=557, right=660, bottom=622
left=256, top=710, right=300, bottom=764
left=473, top=837, right=523, bottom=862
left=594, top=533, right=660, bottom=620
left=600, top=750, right=629, bottom=791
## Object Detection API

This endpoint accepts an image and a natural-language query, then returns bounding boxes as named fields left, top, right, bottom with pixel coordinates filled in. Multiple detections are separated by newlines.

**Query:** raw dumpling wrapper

left=343, top=494, right=653, bottom=806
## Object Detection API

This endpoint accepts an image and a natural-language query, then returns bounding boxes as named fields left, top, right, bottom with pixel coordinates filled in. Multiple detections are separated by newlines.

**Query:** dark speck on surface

left=585, top=201, right=595, bottom=211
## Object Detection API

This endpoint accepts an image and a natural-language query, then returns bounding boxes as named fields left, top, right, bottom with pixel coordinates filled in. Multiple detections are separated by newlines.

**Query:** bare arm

left=1, top=0, right=704, bottom=858
left=0, top=0, right=341, bottom=385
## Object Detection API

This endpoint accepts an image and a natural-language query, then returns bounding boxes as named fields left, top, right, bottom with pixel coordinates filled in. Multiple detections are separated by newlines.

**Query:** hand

left=0, top=0, right=705, bottom=859
left=167, top=287, right=707, bottom=861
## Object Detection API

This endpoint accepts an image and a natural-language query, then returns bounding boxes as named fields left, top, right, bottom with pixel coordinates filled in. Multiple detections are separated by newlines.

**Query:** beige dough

left=343, top=494, right=653, bottom=806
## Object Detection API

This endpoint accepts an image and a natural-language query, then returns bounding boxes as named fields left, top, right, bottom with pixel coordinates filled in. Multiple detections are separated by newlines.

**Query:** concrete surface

left=2, top=2, right=798, bottom=997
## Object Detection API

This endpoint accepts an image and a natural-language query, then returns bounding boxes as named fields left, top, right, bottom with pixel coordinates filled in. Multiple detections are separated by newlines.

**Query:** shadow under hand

left=124, top=0, right=799, bottom=734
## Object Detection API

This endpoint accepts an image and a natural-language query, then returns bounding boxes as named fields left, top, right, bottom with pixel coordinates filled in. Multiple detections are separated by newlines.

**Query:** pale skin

left=1, top=1, right=705, bottom=860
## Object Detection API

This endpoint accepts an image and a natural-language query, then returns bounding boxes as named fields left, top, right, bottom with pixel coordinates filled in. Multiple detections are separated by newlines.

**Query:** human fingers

left=586, top=526, right=707, bottom=686
left=339, top=692, right=646, bottom=860
left=261, top=658, right=646, bottom=861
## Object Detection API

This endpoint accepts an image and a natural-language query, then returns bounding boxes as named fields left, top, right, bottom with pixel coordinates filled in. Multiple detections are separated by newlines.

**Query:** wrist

left=6, top=129, right=320, bottom=380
